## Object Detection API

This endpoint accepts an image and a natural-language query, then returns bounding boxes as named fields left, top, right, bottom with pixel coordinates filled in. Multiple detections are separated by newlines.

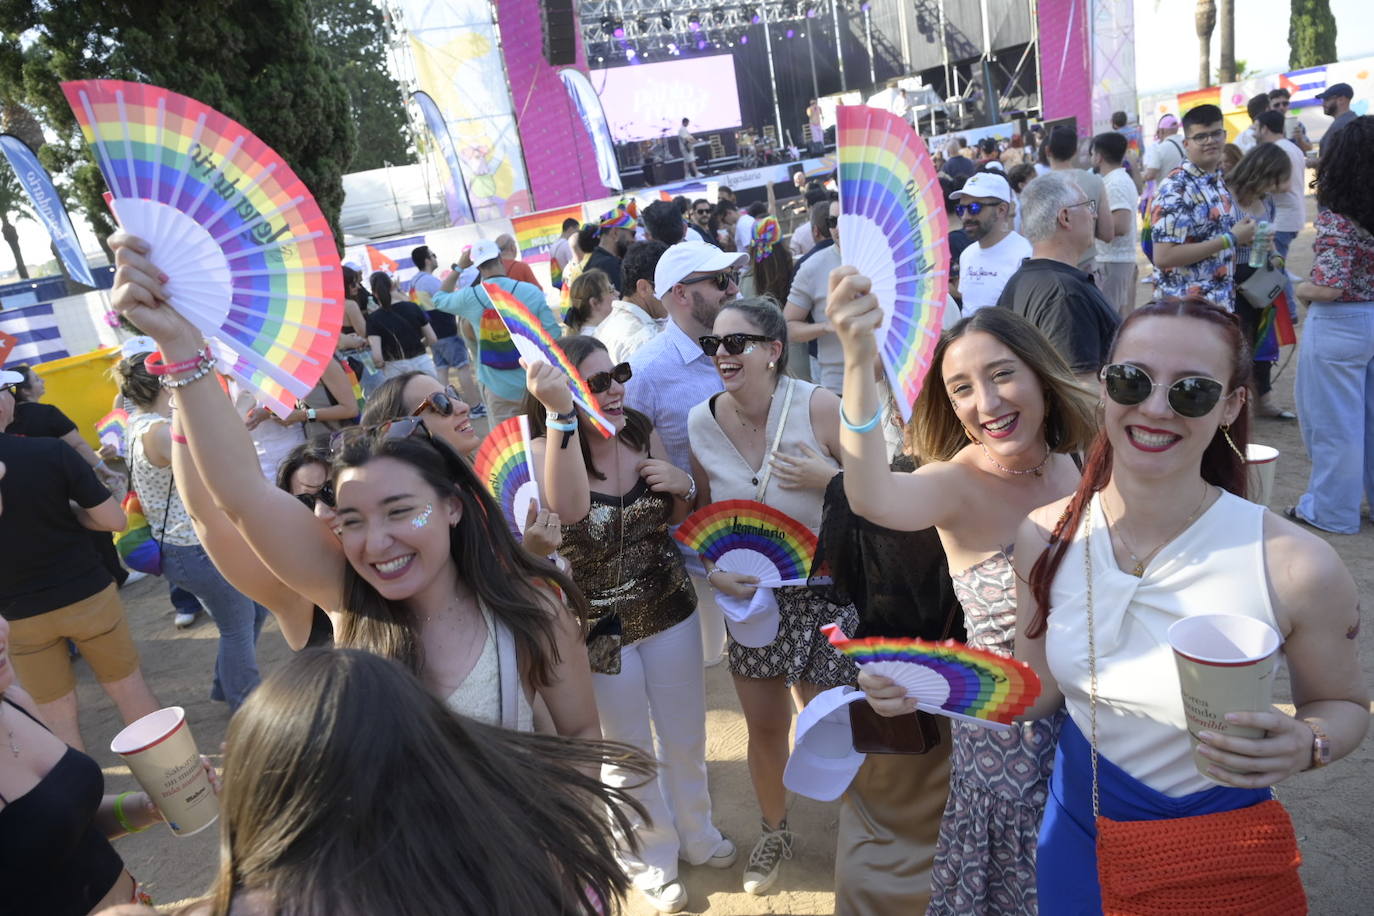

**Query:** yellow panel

left=31, top=347, right=121, bottom=449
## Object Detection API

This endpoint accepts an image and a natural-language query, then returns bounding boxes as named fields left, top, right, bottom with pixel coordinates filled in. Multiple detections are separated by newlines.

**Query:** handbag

left=114, top=472, right=174, bottom=576
left=1081, top=508, right=1306, bottom=915
left=585, top=612, right=623, bottom=676
left=1238, top=262, right=1287, bottom=310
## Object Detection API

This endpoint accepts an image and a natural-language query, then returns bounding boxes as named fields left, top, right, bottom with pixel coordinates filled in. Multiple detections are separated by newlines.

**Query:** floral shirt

left=1310, top=210, right=1374, bottom=302
left=1150, top=159, right=1240, bottom=308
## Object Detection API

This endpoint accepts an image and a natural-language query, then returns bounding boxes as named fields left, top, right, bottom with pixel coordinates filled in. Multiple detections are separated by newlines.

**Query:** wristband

left=161, top=361, right=217, bottom=389
left=170, top=432, right=188, bottom=445
left=840, top=402, right=884, bottom=434
left=306, top=407, right=318, bottom=421
left=1219, top=232, right=1235, bottom=251
left=705, top=567, right=724, bottom=587
left=546, top=417, right=578, bottom=433
left=114, top=791, right=151, bottom=834
left=145, top=347, right=211, bottom=376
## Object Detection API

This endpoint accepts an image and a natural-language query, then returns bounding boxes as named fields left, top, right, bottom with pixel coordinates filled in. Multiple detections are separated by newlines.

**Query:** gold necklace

left=2, top=702, right=18, bottom=757
left=1100, top=483, right=1212, bottom=577
left=730, top=390, right=773, bottom=434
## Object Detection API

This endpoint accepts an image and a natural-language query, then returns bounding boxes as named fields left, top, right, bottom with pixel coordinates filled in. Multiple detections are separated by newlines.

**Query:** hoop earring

left=962, top=425, right=979, bottom=443
left=1220, top=423, right=1246, bottom=461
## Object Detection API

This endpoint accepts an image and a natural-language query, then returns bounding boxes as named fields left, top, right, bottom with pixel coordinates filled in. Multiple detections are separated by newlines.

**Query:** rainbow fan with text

left=62, top=80, right=344, bottom=417
left=836, top=105, right=949, bottom=421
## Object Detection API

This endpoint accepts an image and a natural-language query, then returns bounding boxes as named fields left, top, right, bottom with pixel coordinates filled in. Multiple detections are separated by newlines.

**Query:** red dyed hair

left=1025, top=297, right=1253, bottom=638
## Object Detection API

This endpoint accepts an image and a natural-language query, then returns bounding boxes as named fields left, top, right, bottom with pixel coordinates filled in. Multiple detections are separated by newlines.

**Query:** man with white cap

left=1142, top=113, right=1185, bottom=183
left=951, top=172, right=1032, bottom=314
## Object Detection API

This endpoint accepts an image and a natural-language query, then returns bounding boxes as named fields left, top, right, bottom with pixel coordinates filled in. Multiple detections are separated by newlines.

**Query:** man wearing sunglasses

left=949, top=172, right=1031, bottom=315
left=1149, top=104, right=1256, bottom=309
left=1267, top=88, right=1311, bottom=153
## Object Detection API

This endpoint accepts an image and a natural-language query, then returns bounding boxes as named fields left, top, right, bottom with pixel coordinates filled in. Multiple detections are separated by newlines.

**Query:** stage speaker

left=541, top=0, right=577, bottom=67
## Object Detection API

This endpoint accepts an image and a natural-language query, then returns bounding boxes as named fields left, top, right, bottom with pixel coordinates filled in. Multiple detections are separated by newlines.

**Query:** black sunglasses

left=294, top=481, right=336, bottom=511
left=329, top=415, right=432, bottom=456
left=586, top=362, right=632, bottom=394
left=694, top=207, right=711, bottom=215
left=825, top=216, right=839, bottom=228
left=411, top=385, right=466, bottom=418
left=954, top=202, right=995, bottom=217
left=699, top=333, right=773, bottom=357
left=679, top=269, right=739, bottom=292
left=1100, top=363, right=1227, bottom=418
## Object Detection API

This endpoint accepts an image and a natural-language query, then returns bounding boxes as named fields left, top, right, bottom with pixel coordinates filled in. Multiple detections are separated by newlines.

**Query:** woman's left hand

left=1195, top=708, right=1315, bottom=788
left=638, top=457, right=692, bottom=499
left=522, top=503, right=562, bottom=557
left=770, top=443, right=838, bottom=490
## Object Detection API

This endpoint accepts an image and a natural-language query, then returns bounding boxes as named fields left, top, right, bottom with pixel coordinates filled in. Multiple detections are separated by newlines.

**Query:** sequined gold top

left=560, top=479, right=696, bottom=644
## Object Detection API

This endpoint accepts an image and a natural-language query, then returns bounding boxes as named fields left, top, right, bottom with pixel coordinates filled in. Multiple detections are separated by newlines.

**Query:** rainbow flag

left=1176, top=86, right=1222, bottom=116
left=511, top=204, right=581, bottom=264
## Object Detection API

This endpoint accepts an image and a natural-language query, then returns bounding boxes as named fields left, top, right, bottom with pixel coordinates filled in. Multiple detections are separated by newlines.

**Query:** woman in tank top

left=1014, top=297, right=1368, bottom=910
left=106, top=232, right=600, bottom=739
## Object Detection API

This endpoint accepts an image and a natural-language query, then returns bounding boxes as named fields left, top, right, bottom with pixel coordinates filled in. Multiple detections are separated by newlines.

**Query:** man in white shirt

left=734, top=201, right=765, bottom=254
left=784, top=199, right=845, bottom=392
left=550, top=217, right=580, bottom=289
left=678, top=117, right=702, bottom=178
left=1234, top=94, right=1272, bottom=154
left=1091, top=133, right=1141, bottom=317
left=597, top=240, right=670, bottom=364
left=950, top=172, right=1032, bottom=314
left=1142, top=114, right=1185, bottom=182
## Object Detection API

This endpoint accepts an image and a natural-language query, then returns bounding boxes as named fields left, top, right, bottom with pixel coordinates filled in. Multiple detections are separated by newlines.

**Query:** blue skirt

left=1036, top=716, right=1272, bottom=915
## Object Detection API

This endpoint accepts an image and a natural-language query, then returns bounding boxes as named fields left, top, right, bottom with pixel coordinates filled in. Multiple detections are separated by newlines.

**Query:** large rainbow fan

left=674, top=500, right=817, bottom=587
left=836, top=105, right=949, bottom=421
left=822, top=624, right=1040, bottom=729
left=473, top=415, right=540, bottom=542
left=483, top=283, right=614, bottom=438
left=97, top=408, right=129, bottom=457
left=62, top=80, right=344, bottom=418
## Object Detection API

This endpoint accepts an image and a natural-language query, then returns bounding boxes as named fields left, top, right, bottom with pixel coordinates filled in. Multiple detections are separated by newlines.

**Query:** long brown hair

left=330, top=426, right=591, bottom=680
left=1026, top=297, right=1252, bottom=637
left=197, top=649, right=651, bottom=916
left=912, top=308, right=1097, bottom=461
left=1227, top=142, right=1291, bottom=207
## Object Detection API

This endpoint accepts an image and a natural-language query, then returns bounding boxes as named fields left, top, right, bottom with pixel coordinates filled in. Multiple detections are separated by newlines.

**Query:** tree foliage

left=313, top=0, right=414, bottom=172
left=0, top=0, right=357, bottom=247
left=1289, top=0, right=1338, bottom=70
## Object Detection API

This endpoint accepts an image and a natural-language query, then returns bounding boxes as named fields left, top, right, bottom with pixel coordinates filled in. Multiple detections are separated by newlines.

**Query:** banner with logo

left=0, top=135, right=96, bottom=287
left=409, top=91, right=475, bottom=225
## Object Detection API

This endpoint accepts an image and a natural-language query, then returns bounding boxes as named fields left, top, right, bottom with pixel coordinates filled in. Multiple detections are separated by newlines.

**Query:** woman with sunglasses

left=523, top=334, right=730, bottom=912
left=829, top=270, right=1095, bottom=914
left=684, top=298, right=857, bottom=896
left=1002, top=297, right=1367, bottom=910
left=106, top=232, right=601, bottom=740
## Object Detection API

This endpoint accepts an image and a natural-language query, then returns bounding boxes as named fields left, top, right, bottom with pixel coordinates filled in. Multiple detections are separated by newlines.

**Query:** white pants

left=593, top=612, right=722, bottom=889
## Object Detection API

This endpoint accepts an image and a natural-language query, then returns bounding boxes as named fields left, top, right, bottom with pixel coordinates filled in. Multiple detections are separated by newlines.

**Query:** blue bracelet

left=546, top=418, right=578, bottom=433
left=840, top=402, right=883, bottom=434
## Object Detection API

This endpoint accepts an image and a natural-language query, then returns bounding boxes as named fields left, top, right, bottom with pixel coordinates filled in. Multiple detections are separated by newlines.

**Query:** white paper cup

left=110, top=706, right=218, bottom=837
left=1246, top=443, right=1279, bottom=508
left=1167, top=615, right=1281, bottom=781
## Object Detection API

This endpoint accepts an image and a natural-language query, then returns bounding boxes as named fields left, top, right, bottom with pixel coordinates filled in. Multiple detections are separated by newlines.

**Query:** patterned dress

left=928, top=549, right=1064, bottom=916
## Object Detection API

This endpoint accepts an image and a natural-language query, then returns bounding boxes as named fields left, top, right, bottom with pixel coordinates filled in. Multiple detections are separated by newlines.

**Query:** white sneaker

left=691, top=835, right=737, bottom=869
left=742, top=820, right=793, bottom=895
left=174, top=609, right=198, bottom=629
left=642, top=881, right=688, bottom=913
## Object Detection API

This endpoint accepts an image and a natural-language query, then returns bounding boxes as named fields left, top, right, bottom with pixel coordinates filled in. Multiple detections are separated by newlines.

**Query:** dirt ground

left=70, top=222, right=1371, bottom=915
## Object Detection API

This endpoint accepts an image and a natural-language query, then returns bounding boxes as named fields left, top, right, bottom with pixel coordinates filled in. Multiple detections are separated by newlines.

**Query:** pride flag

left=511, top=204, right=581, bottom=264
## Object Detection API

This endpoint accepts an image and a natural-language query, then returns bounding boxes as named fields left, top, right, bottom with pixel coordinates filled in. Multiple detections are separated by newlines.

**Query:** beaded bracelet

left=840, top=402, right=883, bottom=434
left=114, top=791, right=151, bottom=834
left=161, top=361, right=217, bottom=389
left=145, top=347, right=211, bottom=377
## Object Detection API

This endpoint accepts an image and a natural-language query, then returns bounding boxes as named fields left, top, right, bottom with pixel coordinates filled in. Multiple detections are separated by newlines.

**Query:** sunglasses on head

left=679, top=269, right=739, bottom=292
left=586, top=362, right=632, bottom=394
left=411, top=385, right=466, bottom=418
left=329, top=415, right=432, bottom=457
left=294, top=481, right=336, bottom=511
left=698, top=333, right=773, bottom=357
left=1100, top=363, right=1227, bottom=418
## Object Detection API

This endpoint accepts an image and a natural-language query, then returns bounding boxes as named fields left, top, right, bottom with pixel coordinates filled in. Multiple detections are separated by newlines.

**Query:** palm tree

left=1195, top=0, right=1217, bottom=89
left=1218, top=0, right=1236, bottom=83
left=0, top=168, right=34, bottom=279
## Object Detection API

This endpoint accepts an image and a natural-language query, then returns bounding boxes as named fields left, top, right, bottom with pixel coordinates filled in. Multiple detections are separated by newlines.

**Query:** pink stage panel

left=1039, top=0, right=1093, bottom=133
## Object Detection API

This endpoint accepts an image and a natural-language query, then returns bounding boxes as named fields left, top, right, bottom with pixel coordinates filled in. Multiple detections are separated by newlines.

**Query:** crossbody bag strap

left=753, top=377, right=796, bottom=502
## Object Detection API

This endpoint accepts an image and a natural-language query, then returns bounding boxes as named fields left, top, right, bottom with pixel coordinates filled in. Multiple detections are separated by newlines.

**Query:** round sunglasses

left=1100, top=363, right=1227, bottom=418
left=698, top=333, right=773, bottom=357
left=586, top=362, right=632, bottom=394
left=410, top=385, right=466, bottom=418
left=294, top=481, right=336, bottom=511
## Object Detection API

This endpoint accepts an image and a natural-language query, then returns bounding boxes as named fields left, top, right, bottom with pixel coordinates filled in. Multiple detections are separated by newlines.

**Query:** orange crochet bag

left=1082, top=511, right=1307, bottom=916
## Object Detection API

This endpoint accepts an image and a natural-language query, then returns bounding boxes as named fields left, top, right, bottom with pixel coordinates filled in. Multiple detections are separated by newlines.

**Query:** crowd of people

left=0, top=92, right=1369, bottom=916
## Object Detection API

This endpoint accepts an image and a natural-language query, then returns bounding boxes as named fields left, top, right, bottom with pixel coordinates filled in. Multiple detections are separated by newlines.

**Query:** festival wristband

left=170, top=432, right=188, bottom=445
left=1219, top=232, right=1235, bottom=251
left=546, top=418, right=578, bottom=433
left=840, top=402, right=884, bottom=434
left=114, top=791, right=151, bottom=834
left=145, top=347, right=210, bottom=377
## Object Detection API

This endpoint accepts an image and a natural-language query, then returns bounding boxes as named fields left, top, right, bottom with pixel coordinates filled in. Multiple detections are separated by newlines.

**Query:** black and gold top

left=560, top=478, right=696, bottom=645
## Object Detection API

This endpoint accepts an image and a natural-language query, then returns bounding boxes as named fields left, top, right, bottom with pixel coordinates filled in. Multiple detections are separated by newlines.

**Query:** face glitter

left=411, top=504, right=434, bottom=529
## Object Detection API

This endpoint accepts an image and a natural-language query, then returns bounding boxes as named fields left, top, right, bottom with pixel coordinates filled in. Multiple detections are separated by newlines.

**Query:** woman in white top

left=565, top=268, right=615, bottom=336
left=106, top=232, right=599, bottom=738
left=1012, top=297, right=1367, bottom=910
left=686, top=298, right=856, bottom=896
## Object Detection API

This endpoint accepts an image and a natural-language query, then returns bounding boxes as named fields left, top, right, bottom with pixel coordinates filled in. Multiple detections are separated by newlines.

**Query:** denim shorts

left=432, top=335, right=471, bottom=369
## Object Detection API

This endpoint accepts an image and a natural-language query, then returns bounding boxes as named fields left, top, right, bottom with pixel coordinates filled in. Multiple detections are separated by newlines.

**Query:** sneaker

left=691, top=835, right=737, bottom=869
left=174, top=609, right=198, bottom=629
left=742, top=819, right=793, bottom=895
left=642, top=881, right=688, bottom=913
left=469, top=403, right=488, bottom=418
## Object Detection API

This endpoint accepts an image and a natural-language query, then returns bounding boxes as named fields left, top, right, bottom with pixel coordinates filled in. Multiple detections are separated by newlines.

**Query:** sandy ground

left=67, top=224, right=1372, bottom=915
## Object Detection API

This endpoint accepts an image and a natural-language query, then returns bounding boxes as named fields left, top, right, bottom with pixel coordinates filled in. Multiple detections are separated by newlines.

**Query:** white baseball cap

left=714, top=587, right=780, bottom=648
left=654, top=240, right=747, bottom=299
left=120, top=336, right=157, bottom=358
left=0, top=369, right=23, bottom=389
left=470, top=238, right=502, bottom=267
left=783, top=686, right=868, bottom=801
left=951, top=172, right=1013, bottom=203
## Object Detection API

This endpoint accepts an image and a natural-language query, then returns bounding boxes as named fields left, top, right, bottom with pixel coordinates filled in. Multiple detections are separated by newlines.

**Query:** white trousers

left=593, top=612, right=722, bottom=889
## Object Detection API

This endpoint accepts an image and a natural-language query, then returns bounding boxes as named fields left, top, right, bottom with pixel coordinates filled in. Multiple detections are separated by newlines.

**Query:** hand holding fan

left=97, top=408, right=129, bottom=457
left=473, top=415, right=540, bottom=542
left=62, top=80, right=344, bottom=418
left=483, top=283, right=614, bottom=438
left=836, top=105, right=950, bottom=421
left=674, top=500, right=817, bottom=586
left=822, top=623, right=1040, bottom=730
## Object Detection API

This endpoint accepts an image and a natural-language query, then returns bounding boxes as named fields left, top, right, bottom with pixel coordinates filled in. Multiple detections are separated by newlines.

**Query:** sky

left=5, top=0, right=1372, bottom=276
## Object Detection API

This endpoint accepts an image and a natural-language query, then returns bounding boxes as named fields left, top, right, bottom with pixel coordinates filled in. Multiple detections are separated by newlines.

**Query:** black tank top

left=0, top=697, right=125, bottom=914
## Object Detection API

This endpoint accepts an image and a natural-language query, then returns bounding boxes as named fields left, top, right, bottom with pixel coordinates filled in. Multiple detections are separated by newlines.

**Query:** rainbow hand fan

left=674, top=500, right=817, bottom=586
left=473, top=415, right=540, bottom=542
left=97, top=408, right=129, bottom=457
left=483, top=282, right=614, bottom=438
left=836, top=105, right=949, bottom=421
left=62, top=80, right=344, bottom=418
left=822, top=624, right=1040, bottom=730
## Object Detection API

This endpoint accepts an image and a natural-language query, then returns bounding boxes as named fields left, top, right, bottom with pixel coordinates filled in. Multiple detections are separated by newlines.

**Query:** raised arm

left=526, top=361, right=591, bottom=523
left=108, top=231, right=346, bottom=613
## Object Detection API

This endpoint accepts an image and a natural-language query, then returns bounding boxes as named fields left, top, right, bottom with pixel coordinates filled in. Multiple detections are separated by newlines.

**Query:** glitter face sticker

left=411, top=504, right=434, bottom=529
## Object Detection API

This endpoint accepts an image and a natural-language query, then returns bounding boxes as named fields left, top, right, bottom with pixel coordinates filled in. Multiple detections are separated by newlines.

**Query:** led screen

left=594, top=56, right=744, bottom=143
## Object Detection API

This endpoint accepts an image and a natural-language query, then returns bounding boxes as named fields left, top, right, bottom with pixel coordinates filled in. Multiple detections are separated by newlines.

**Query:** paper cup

left=1167, top=615, right=1281, bottom=781
left=110, top=707, right=218, bottom=837
left=1246, top=444, right=1279, bottom=508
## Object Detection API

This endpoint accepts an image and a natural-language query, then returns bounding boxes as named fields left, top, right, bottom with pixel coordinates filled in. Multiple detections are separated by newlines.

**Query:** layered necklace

left=980, top=441, right=1051, bottom=477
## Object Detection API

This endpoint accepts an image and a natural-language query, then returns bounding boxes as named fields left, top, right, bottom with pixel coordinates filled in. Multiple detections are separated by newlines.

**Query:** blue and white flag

left=0, top=302, right=68, bottom=368
left=0, top=134, right=96, bottom=287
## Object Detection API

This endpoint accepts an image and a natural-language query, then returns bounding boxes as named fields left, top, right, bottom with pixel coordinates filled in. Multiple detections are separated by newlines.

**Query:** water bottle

left=1248, top=221, right=1273, bottom=269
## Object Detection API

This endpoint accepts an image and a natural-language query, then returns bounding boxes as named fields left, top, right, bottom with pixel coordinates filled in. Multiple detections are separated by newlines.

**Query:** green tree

left=1289, top=0, right=1338, bottom=70
left=0, top=0, right=357, bottom=248
left=0, top=166, right=34, bottom=279
left=313, top=0, right=415, bottom=171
